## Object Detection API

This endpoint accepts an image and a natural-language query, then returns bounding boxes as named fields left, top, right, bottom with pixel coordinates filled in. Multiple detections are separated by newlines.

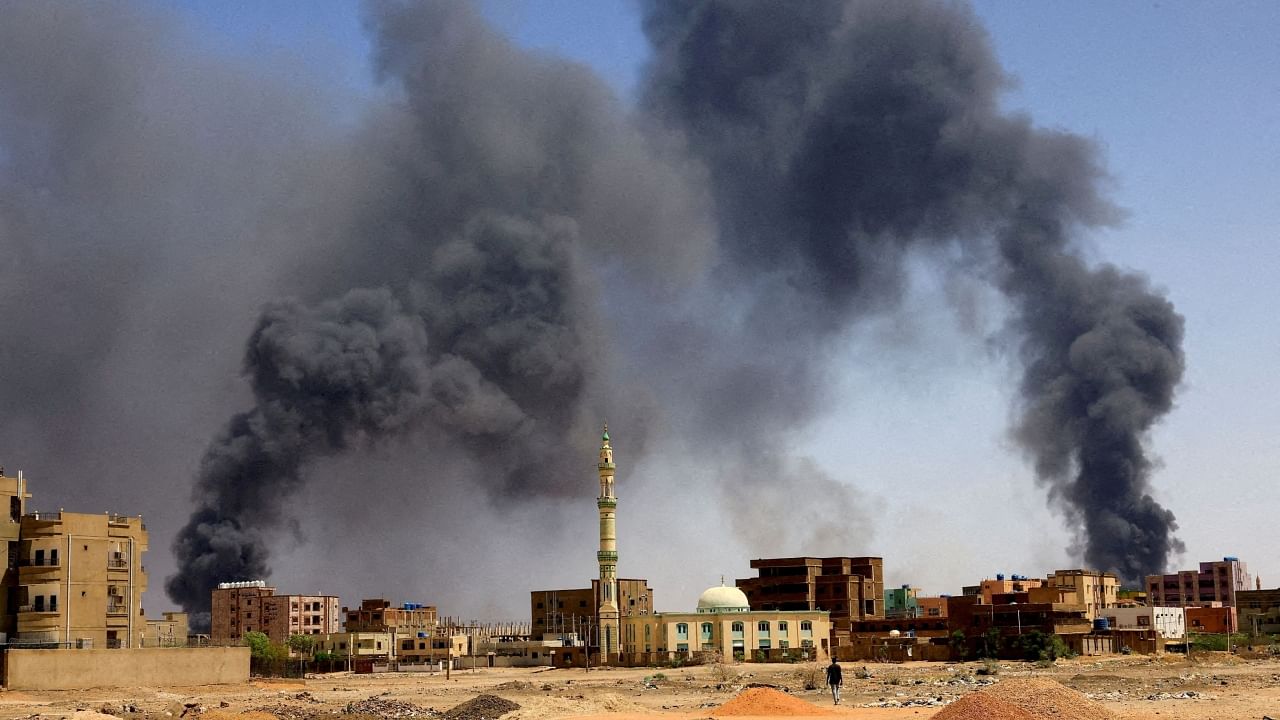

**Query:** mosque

left=590, top=427, right=832, bottom=665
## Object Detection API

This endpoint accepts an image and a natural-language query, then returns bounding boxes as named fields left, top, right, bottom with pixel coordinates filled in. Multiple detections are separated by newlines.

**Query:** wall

left=4, top=647, right=248, bottom=689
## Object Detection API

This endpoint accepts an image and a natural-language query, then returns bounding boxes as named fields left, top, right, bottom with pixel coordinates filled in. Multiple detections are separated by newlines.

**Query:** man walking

left=826, top=658, right=843, bottom=705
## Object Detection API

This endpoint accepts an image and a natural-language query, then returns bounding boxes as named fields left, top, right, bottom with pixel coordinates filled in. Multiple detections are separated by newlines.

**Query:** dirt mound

left=442, top=695, right=520, bottom=720
left=983, top=677, right=1120, bottom=720
left=932, top=693, right=1040, bottom=720
left=711, top=687, right=833, bottom=716
left=344, top=697, right=434, bottom=719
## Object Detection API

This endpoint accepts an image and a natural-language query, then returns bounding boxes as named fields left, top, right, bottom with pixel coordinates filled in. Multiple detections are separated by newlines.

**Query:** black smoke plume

left=0, top=0, right=1187, bottom=618
left=640, top=0, right=1184, bottom=583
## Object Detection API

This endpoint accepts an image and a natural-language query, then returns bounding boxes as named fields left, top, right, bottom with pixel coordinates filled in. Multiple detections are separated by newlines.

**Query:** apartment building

left=531, top=579, right=653, bottom=640
left=0, top=470, right=32, bottom=641
left=737, top=557, right=884, bottom=643
left=16, top=510, right=148, bottom=649
left=210, top=581, right=275, bottom=645
left=1234, top=588, right=1280, bottom=635
left=262, top=594, right=341, bottom=642
left=1145, top=557, right=1252, bottom=608
left=1046, top=569, right=1119, bottom=620
left=143, top=611, right=189, bottom=647
left=345, top=598, right=437, bottom=638
left=1105, top=607, right=1186, bottom=639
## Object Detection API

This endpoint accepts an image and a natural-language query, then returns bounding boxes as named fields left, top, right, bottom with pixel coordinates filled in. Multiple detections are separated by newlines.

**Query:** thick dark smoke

left=640, top=0, right=1184, bottom=583
left=0, top=0, right=1186, bottom=620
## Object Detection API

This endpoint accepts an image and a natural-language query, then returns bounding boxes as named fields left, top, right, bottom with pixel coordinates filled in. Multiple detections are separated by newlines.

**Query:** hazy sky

left=16, top=1, right=1280, bottom=615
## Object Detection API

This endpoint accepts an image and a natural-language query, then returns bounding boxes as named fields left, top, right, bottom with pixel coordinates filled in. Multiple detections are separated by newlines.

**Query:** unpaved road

left=1, top=654, right=1277, bottom=720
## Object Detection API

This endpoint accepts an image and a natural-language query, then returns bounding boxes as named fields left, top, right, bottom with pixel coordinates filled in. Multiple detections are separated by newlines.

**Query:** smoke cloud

left=640, top=0, right=1184, bottom=583
left=0, top=0, right=1185, bottom=621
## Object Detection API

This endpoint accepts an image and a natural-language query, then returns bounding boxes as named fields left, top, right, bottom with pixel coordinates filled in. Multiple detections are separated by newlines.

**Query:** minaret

left=596, top=424, right=619, bottom=661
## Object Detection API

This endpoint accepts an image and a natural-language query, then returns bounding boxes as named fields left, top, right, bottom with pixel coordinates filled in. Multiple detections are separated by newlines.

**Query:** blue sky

left=155, top=0, right=1279, bottom=604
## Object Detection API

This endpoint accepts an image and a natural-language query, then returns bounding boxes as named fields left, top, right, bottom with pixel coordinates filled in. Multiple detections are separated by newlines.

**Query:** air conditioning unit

left=76, top=638, right=93, bottom=649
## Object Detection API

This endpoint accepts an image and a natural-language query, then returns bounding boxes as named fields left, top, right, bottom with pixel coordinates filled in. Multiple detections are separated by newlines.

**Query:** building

left=884, top=585, right=948, bottom=618
left=314, top=631, right=393, bottom=660
left=344, top=598, right=436, bottom=639
left=531, top=579, right=653, bottom=640
left=595, top=426, right=619, bottom=657
left=1235, top=589, right=1280, bottom=635
left=946, top=592, right=1093, bottom=658
left=262, top=594, right=341, bottom=642
left=0, top=470, right=32, bottom=642
left=1186, top=605, right=1238, bottom=634
left=1046, top=569, right=1119, bottom=620
left=620, top=582, right=831, bottom=665
left=210, top=582, right=340, bottom=645
left=210, top=581, right=275, bottom=645
left=144, top=611, right=189, bottom=647
left=1145, top=558, right=1252, bottom=608
left=1104, top=607, right=1186, bottom=639
left=16, top=509, right=148, bottom=649
left=969, top=574, right=1044, bottom=604
left=736, top=556, right=884, bottom=645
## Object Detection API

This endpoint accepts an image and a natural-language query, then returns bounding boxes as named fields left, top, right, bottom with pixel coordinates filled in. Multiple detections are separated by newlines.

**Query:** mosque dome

left=697, top=580, right=751, bottom=613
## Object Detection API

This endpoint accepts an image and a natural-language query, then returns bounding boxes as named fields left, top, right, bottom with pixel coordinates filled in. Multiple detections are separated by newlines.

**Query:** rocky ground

left=0, top=653, right=1276, bottom=720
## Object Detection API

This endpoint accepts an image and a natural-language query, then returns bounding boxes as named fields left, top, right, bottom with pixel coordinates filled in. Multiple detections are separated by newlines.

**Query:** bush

left=949, top=630, right=968, bottom=661
left=976, top=659, right=1000, bottom=676
left=1013, top=631, right=1072, bottom=663
left=795, top=663, right=822, bottom=690
left=753, top=650, right=767, bottom=663
left=710, top=662, right=737, bottom=684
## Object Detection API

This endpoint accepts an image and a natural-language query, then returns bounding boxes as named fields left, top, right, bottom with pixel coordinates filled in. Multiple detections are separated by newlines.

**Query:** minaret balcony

left=597, top=550, right=618, bottom=562
left=596, top=497, right=617, bottom=508
left=597, top=462, right=615, bottom=470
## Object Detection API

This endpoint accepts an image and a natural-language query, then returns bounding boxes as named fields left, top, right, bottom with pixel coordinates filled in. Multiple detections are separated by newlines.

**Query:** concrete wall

left=4, top=647, right=248, bottom=689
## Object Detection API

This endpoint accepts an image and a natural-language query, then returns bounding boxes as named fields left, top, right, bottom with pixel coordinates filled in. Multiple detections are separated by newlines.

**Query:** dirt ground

left=1, top=654, right=1277, bottom=720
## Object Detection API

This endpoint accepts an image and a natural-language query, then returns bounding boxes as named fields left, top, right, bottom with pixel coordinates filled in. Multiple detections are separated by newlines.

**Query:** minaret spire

left=596, top=424, right=619, bottom=661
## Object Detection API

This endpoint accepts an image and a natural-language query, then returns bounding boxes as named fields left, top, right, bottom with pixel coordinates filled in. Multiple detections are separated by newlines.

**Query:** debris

left=440, top=695, right=519, bottom=720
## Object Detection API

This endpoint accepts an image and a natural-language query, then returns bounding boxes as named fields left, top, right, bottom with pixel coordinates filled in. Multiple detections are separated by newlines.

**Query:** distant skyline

left=3, top=2, right=1276, bottom=617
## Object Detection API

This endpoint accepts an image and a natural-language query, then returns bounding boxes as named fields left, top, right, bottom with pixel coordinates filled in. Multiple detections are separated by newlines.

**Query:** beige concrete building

left=143, top=611, right=189, bottom=647
left=345, top=598, right=437, bottom=638
left=0, top=470, right=32, bottom=641
left=16, top=510, right=148, bottom=648
left=621, top=582, right=831, bottom=665
left=1046, top=569, right=1119, bottom=621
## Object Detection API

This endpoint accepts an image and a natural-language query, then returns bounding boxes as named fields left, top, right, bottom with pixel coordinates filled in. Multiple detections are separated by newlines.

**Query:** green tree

left=975, top=628, right=1002, bottom=659
left=949, top=629, right=968, bottom=661
left=288, top=634, right=316, bottom=656
left=244, top=631, right=272, bottom=659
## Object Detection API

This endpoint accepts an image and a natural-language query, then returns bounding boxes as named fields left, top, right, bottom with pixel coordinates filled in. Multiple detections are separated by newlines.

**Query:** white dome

left=697, top=582, right=751, bottom=612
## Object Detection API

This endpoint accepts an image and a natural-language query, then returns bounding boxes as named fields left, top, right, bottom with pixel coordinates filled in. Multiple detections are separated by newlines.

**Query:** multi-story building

left=1234, top=588, right=1280, bottom=635
left=530, top=579, right=654, bottom=641
left=1145, top=558, right=1252, bottom=608
left=883, top=585, right=949, bottom=618
left=1046, top=569, right=1119, bottom=620
left=1104, top=607, right=1186, bottom=639
left=143, top=611, right=189, bottom=647
left=344, top=598, right=437, bottom=639
left=210, top=582, right=339, bottom=645
left=210, top=581, right=275, bottom=645
left=737, top=556, right=884, bottom=644
left=969, top=574, right=1045, bottom=604
left=16, top=510, right=148, bottom=649
left=0, top=470, right=32, bottom=642
left=262, top=594, right=340, bottom=642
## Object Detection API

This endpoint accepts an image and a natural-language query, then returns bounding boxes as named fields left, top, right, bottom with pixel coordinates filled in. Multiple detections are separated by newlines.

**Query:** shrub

left=976, top=659, right=1000, bottom=676
left=753, top=650, right=767, bottom=663
left=795, top=663, right=822, bottom=690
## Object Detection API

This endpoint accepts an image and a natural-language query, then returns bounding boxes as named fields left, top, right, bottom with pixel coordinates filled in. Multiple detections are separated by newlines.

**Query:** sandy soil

left=0, top=654, right=1276, bottom=720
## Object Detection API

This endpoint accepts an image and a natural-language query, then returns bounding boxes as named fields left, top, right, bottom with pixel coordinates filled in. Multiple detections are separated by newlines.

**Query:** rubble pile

left=344, top=698, right=435, bottom=719
left=440, top=695, right=520, bottom=720
left=982, top=678, right=1120, bottom=720
left=932, top=693, right=1040, bottom=720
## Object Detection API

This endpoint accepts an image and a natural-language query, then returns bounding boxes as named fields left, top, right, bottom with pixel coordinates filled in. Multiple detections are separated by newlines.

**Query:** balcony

left=19, top=604, right=58, bottom=614
left=107, top=557, right=129, bottom=570
left=107, top=602, right=128, bottom=616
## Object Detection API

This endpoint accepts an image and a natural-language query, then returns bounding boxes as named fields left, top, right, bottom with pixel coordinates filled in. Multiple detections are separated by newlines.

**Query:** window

left=676, top=643, right=688, bottom=652
left=778, top=621, right=788, bottom=633
left=865, top=599, right=875, bottom=615
left=579, top=600, right=587, bottom=607
left=701, top=622, right=713, bottom=640
left=676, top=623, right=689, bottom=639
left=731, top=621, right=744, bottom=633
left=645, top=626, right=651, bottom=641
left=800, top=621, right=812, bottom=632
left=50, top=549, right=58, bottom=565
left=757, top=621, right=769, bottom=632
left=34, top=549, right=44, bottom=566
left=758, top=639, right=770, bottom=649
